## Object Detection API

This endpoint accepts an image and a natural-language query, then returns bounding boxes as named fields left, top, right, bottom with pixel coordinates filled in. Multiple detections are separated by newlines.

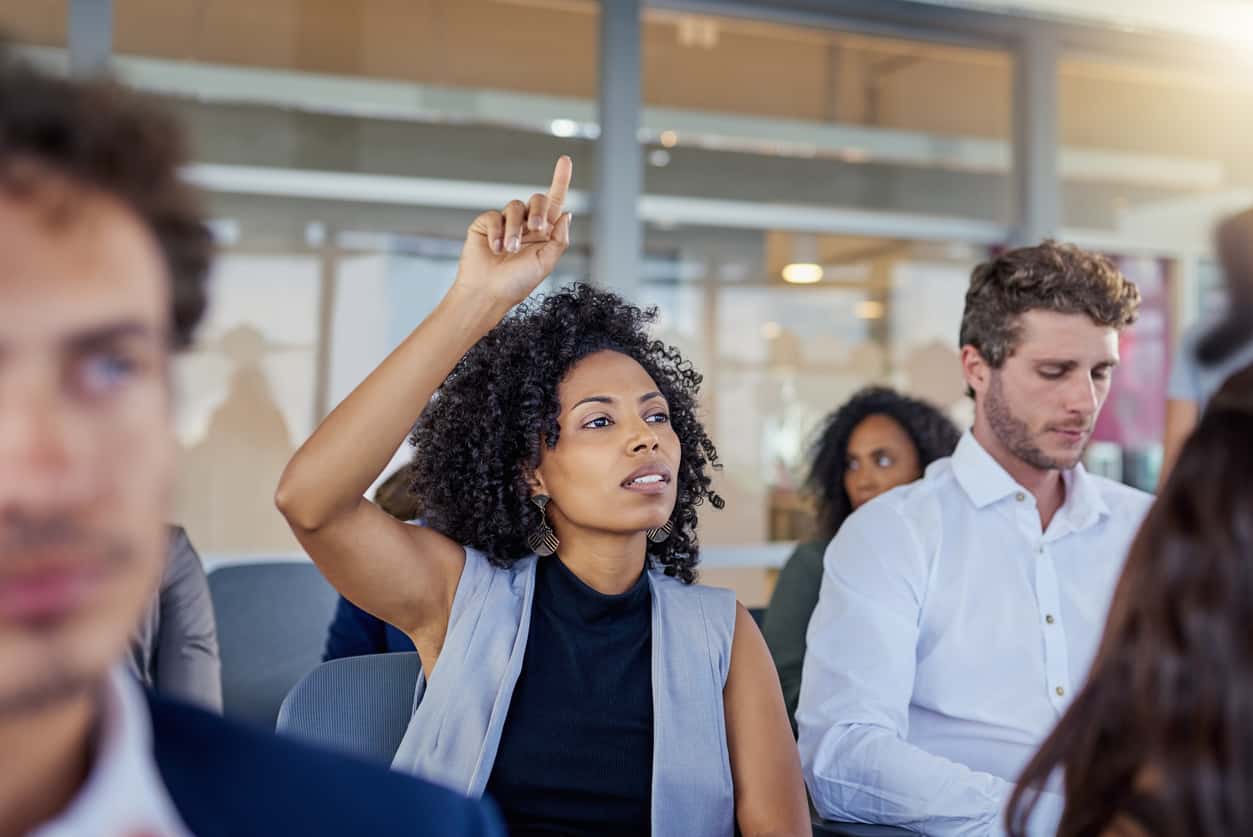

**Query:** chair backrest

left=276, top=652, right=423, bottom=766
left=208, top=560, right=340, bottom=728
left=811, top=818, right=916, bottom=836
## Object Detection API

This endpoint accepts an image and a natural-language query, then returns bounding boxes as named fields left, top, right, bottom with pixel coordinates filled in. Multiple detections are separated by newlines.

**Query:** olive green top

left=761, top=540, right=827, bottom=735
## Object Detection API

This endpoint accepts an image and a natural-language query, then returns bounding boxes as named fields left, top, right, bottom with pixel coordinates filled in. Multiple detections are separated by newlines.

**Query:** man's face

left=972, top=310, right=1120, bottom=472
left=0, top=175, right=174, bottom=712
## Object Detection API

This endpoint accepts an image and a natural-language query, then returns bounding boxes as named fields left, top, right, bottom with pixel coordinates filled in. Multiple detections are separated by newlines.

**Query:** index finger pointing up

left=546, top=155, right=573, bottom=225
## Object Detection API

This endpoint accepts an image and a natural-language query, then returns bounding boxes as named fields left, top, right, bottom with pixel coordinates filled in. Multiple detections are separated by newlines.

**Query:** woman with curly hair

left=1007, top=364, right=1253, bottom=837
left=276, top=158, right=809, bottom=837
left=762, top=387, right=960, bottom=730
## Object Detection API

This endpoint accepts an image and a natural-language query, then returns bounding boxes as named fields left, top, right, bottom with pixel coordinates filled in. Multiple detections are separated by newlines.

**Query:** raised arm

left=1158, top=398, right=1198, bottom=491
left=1159, top=327, right=1201, bottom=491
left=275, top=157, right=573, bottom=649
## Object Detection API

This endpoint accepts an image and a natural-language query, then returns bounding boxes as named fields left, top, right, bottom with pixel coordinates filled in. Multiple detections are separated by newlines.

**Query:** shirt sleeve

left=761, top=540, right=826, bottom=734
left=153, top=527, right=223, bottom=711
left=797, top=503, right=1059, bottom=836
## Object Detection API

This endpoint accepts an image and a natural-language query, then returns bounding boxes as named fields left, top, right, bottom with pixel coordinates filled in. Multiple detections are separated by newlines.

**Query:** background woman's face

left=842, top=414, right=923, bottom=510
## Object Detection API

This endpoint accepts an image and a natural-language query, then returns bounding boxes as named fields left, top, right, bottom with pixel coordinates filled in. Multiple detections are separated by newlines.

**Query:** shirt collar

left=951, top=431, right=1025, bottom=509
left=951, top=431, right=1111, bottom=534
left=31, top=667, right=190, bottom=837
left=1056, top=458, right=1111, bottom=535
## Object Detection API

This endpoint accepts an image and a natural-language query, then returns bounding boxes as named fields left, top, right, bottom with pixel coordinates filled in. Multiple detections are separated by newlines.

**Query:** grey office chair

left=208, top=560, right=340, bottom=728
left=811, top=819, right=915, bottom=836
left=276, top=652, right=423, bottom=765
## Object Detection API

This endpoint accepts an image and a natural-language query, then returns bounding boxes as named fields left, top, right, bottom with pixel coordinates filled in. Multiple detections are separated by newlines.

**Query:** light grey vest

left=392, top=547, right=737, bottom=837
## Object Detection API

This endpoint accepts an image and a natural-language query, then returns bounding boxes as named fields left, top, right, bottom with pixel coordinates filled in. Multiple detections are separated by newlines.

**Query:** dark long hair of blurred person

left=1007, top=363, right=1253, bottom=837
left=1197, top=208, right=1253, bottom=368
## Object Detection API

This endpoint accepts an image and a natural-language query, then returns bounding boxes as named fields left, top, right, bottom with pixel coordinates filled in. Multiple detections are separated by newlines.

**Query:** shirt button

left=1015, top=492, right=1026, bottom=502
left=1055, top=686, right=1065, bottom=697
left=1045, top=614, right=1055, bottom=624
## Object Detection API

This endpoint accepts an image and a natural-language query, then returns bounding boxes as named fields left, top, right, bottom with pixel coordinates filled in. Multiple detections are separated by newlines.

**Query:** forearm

left=805, top=722, right=1011, bottom=835
left=276, top=287, right=508, bottom=530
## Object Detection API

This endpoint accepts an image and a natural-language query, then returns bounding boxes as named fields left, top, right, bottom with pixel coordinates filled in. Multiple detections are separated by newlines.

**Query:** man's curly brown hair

left=960, top=241, right=1141, bottom=381
left=0, top=45, right=211, bottom=348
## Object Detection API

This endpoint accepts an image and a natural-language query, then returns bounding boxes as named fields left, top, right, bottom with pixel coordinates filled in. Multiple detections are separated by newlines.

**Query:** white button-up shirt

left=32, top=667, right=190, bottom=837
left=797, top=432, right=1152, bottom=836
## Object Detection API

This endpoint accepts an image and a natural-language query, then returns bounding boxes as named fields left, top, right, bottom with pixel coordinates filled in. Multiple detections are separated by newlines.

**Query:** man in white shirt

left=798, top=241, right=1154, bottom=836
left=0, top=49, right=500, bottom=837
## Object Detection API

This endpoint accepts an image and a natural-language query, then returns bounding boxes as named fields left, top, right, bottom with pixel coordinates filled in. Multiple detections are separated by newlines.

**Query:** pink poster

left=1091, top=256, right=1170, bottom=449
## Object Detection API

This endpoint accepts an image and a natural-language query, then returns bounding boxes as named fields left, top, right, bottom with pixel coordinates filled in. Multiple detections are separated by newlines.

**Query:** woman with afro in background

left=762, top=387, right=961, bottom=732
left=276, top=158, right=809, bottom=837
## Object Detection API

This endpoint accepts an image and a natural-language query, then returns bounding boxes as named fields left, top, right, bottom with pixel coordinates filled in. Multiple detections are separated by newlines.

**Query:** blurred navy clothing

left=323, top=595, right=414, bottom=661
left=149, top=691, right=504, bottom=836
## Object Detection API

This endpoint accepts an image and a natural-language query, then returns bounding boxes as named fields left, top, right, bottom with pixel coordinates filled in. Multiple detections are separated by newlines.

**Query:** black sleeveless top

left=485, top=555, right=654, bottom=836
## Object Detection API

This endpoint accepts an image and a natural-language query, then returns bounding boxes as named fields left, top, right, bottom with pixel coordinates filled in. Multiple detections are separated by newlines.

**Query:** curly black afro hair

left=409, top=282, right=723, bottom=584
left=807, top=387, right=961, bottom=539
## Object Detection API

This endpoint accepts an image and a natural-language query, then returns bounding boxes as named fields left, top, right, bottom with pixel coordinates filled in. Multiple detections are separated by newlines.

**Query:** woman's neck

left=551, top=529, right=649, bottom=595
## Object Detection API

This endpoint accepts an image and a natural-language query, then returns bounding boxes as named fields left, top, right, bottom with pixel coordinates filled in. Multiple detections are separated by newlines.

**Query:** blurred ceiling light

left=782, top=263, right=824, bottom=284
left=649, top=149, right=672, bottom=167
left=856, top=300, right=886, bottom=320
left=549, top=118, right=580, bottom=138
left=660, top=130, right=679, bottom=148
left=761, top=321, right=783, bottom=340
left=677, top=15, right=719, bottom=49
left=783, top=233, right=824, bottom=284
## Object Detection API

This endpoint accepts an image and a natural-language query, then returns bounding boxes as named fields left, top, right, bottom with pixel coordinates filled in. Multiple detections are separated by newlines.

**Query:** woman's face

left=842, top=413, right=923, bottom=511
left=533, top=350, right=680, bottom=539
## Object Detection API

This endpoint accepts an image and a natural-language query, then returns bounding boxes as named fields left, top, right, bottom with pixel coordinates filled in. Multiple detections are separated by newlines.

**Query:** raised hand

left=453, top=155, right=573, bottom=311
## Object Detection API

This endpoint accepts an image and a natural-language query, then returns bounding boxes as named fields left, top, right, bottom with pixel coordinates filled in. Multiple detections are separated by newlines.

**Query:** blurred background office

left=8, top=0, right=1249, bottom=609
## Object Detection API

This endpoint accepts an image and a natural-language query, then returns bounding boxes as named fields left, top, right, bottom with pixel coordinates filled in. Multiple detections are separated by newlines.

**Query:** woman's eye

left=846, top=459, right=860, bottom=472
left=646, top=412, right=670, bottom=424
left=583, top=416, right=612, bottom=429
left=876, top=455, right=895, bottom=468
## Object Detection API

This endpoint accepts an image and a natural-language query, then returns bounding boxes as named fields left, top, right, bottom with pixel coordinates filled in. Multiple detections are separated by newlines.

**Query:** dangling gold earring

left=646, top=519, right=674, bottom=544
left=526, top=495, right=560, bottom=556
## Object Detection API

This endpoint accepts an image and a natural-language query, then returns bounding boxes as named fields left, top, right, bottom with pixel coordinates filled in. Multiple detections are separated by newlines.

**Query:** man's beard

left=0, top=513, right=136, bottom=717
left=0, top=662, right=95, bottom=717
left=985, top=373, right=1087, bottom=471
